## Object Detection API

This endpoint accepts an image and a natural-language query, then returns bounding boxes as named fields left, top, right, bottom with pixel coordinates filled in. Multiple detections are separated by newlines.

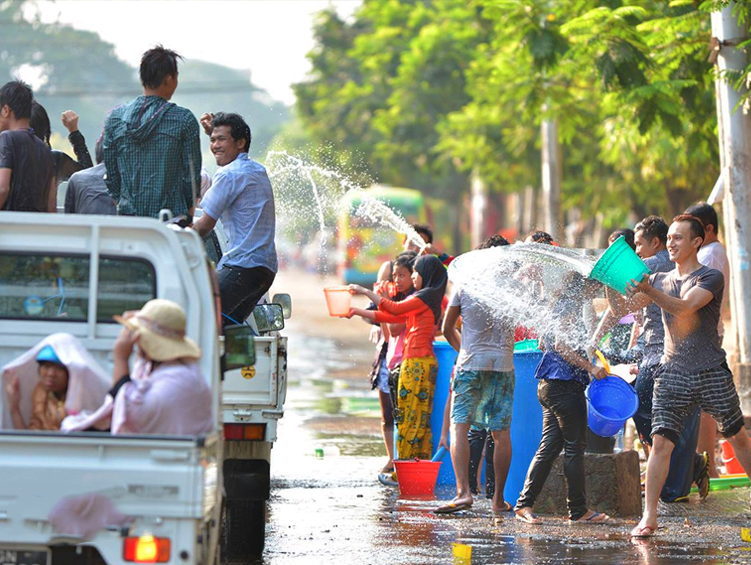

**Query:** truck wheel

left=221, top=499, right=266, bottom=563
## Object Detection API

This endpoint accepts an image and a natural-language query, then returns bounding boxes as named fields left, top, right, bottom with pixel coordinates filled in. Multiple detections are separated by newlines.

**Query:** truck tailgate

left=0, top=432, right=217, bottom=545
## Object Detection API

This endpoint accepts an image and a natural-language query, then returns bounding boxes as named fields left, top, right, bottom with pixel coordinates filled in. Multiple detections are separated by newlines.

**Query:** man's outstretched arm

left=627, top=274, right=714, bottom=317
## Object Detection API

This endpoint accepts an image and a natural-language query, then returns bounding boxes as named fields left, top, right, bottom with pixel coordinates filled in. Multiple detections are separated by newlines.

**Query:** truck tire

left=221, top=499, right=266, bottom=563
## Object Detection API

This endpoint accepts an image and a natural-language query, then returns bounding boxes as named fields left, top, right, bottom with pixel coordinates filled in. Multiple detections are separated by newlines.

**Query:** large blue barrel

left=505, top=349, right=543, bottom=505
left=431, top=340, right=458, bottom=485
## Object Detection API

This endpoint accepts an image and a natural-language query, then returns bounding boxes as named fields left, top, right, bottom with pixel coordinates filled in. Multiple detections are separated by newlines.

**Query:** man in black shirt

left=0, top=81, right=54, bottom=212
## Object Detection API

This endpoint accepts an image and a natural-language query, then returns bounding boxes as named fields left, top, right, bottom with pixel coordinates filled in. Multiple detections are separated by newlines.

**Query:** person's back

left=0, top=130, right=53, bottom=212
left=103, top=46, right=200, bottom=218
left=453, top=289, right=514, bottom=373
left=65, top=163, right=116, bottom=215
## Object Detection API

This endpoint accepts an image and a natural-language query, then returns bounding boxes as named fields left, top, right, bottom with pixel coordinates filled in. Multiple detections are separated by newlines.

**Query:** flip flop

left=630, top=524, right=657, bottom=538
left=570, top=511, right=609, bottom=525
left=377, top=472, right=398, bottom=487
left=434, top=500, right=473, bottom=515
left=515, top=508, right=542, bottom=524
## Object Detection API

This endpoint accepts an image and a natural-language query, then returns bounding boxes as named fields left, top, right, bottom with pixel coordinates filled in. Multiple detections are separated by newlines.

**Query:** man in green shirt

left=103, top=46, right=201, bottom=218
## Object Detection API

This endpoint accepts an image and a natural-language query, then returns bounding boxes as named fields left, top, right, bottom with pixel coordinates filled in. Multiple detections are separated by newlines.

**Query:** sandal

left=570, top=511, right=609, bottom=524
left=435, top=500, right=473, bottom=515
left=515, top=507, right=542, bottom=524
left=631, top=524, right=657, bottom=538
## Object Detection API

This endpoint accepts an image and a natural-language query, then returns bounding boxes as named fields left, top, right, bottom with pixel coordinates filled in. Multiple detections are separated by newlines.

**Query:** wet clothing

left=536, top=297, right=590, bottom=386
left=200, top=153, right=278, bottom=273
left=451, top=369, right=515, bottom=431
left=652, top=363, right=743, bottom=444
left=449, top=288, right=515, bottom=373
left=651, top=265, right=725, bottom=372
left=698, top=241, right=729, bottom=336
left=640, top=250, right=674, bottom=369
left=0, top=129, right=54, bottom=212
left=394, top=355, right=437, bottom=460
left=374, top=296, right=436, bottom=359
left=515, top=379, right=588, bottom=521
left=411, top=255, right=448, bottom=323
left=103, top=95, right=201, bottom=218
left=29, top=384, right=67, bottom=431
left=633, top=363, right=704, bottom=501
left=64, top=163, right=117, bottom=215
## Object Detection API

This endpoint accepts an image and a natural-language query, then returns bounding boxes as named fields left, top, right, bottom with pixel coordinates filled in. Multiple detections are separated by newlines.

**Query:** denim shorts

left=451, top=370, right=515, bottom=431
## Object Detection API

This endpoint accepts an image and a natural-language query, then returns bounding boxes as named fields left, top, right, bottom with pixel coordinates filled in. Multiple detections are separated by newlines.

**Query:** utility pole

left=712, top=3, right=751, bottom=412
left=541, top=115, right=563, bottom=242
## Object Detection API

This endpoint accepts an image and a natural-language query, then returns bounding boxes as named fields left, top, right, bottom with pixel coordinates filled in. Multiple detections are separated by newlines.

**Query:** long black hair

left=412, top=255, right=448, bottom=323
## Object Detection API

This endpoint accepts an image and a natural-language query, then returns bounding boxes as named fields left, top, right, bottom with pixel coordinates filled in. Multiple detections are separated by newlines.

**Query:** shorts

left=451, top=369, right=515, bottom=431
left=652, top=364, right=744, bottom=444
left=376, top=358, right=390, bottom=394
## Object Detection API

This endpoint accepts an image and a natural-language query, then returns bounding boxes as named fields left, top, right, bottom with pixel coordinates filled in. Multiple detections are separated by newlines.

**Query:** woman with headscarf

left=60, top=299, right=213, bottom=436
left=1, top=333, right=110, bottom=431
left=347, top=254, right=448, bottom=461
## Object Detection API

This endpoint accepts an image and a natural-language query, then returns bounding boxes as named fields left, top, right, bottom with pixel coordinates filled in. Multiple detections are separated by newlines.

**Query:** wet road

left=259, top=271, right=751, bottom=564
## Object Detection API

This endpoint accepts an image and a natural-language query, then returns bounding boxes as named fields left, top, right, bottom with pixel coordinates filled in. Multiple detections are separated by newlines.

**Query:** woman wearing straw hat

left=61, top=299, right=214, bottom=436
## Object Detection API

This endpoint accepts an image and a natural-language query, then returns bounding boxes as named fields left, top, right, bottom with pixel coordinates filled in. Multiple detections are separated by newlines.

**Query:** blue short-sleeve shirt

left=200, top=153, right=278, bottom=272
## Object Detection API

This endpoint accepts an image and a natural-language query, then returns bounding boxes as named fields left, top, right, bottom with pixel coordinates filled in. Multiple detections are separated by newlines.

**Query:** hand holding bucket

left=588, top=236, right=650, bottom=295
left=323, top=286, right=352, bottom=317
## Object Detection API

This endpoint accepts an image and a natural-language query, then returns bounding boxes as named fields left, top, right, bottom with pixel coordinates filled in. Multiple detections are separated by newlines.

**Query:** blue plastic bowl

left=586, top=375, right=638, bottom=437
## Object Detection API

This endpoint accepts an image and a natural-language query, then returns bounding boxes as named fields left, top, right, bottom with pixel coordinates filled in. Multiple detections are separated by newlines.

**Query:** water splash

left=353, top=196, right=427, bottom=252
left=265, top=151, right=426, bottom=271
left=448, top=243, right=602, bottom=349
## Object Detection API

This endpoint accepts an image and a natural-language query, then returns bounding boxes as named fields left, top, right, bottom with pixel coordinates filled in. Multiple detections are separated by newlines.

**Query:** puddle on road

left=260, top=329, right=751, bottom=565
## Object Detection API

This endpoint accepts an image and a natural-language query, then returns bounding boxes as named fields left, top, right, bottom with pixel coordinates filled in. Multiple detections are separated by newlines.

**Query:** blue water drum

left=504, top=348, right=544, bottom=506
left=431, top=340, right=458, bottom=485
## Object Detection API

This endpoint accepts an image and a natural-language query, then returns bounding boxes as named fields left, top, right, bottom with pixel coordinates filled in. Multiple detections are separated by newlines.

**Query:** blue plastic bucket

left=586, top=376, right=638, bottom=437
left=589, top=236, right=650, bottom=295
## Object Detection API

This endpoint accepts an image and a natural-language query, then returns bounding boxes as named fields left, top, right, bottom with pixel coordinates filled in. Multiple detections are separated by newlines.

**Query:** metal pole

left=541, top=116, right=562, bottom=241
left=712, top=3, right=751, bottom=412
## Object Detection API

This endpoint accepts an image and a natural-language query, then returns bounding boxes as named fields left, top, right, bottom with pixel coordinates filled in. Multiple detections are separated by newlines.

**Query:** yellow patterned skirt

left=394, top=355, right=438, bottom=460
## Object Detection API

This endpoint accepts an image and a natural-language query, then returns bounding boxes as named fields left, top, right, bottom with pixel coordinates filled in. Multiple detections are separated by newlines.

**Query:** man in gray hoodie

left=103, top=46, right=201, bottom=218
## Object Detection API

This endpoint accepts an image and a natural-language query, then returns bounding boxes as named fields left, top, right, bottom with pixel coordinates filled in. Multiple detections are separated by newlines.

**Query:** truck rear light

left=224, top=423, right=265, bottom=441
left=123, top=535, right=171, bottom=563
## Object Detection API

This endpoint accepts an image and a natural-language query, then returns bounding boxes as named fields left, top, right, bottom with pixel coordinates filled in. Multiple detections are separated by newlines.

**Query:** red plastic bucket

left=394, top=459, right=441, bottom=498
left=721, top=440, right=744, bottom=475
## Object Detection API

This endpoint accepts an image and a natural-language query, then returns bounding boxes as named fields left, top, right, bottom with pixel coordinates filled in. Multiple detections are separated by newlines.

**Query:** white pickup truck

left=0, top=211, right=289, bottom=564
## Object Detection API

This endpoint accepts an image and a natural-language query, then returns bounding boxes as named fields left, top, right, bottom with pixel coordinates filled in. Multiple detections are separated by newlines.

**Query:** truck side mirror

left=271, top=293, right=292, bottom=319
left=253, top=303, right=285, bottom=333
left=223, top=324, right=256, bottom=371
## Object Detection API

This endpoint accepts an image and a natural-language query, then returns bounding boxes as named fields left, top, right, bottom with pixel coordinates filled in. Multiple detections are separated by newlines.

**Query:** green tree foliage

left=295, top=0, right=729, bottom=230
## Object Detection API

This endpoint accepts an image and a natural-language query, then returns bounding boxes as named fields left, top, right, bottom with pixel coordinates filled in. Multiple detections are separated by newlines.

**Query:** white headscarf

left=1, top=333, right=110, bottom=430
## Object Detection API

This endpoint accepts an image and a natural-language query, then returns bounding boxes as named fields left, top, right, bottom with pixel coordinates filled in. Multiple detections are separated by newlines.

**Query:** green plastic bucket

left=514, top=339, right=539, bottom=352
left=589, top=236, right=650, bottom=295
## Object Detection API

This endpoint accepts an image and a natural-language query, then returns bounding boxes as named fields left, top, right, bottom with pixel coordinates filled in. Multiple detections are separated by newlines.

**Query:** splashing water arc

left=447, top=243, right=602, bottom=350
left=265, top=151, right=427, bottom=270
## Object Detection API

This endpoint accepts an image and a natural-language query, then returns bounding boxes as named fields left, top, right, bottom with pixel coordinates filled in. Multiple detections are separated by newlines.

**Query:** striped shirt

left=103, top=95, right=201, bottom=218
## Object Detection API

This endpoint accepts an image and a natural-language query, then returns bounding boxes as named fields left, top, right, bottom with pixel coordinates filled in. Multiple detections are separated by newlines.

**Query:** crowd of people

left=0, top=45, right=277, bottom=327
left=346, top=207, right=751, bottom=536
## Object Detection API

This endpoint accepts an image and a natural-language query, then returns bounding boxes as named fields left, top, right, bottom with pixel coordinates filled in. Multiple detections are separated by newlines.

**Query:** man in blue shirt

left=194, top=112, right=277, bottom=326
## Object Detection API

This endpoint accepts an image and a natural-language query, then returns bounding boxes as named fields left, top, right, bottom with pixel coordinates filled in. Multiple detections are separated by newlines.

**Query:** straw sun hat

left=114, top=299, right=201, bottom=362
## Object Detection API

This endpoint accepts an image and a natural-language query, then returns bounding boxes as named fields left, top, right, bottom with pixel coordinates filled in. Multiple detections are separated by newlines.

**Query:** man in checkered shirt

left=103, top=46, right=201, bottom=218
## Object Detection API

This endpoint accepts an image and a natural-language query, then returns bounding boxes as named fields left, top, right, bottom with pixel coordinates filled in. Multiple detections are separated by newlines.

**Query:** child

left=348, top=255, right=447, bottom=460
left=6, top=345, right=69, bottom=430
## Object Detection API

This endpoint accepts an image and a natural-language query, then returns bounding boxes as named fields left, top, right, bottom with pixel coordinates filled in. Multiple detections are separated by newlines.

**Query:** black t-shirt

left=0, top=129, right=54, bottom=212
